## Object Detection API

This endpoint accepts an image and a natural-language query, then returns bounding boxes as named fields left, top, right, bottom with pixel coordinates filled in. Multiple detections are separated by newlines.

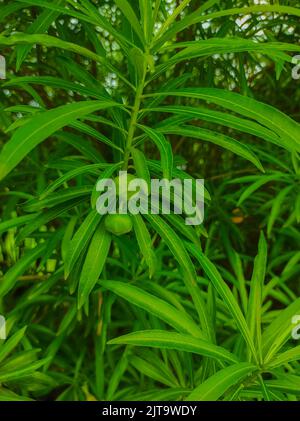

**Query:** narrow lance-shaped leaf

left=0, top=215, right=36, bottom=236
left=16, top=0, right=64, bottom=70
left=267, top=345, right=300, bottom=369
left=23, top=186, right=93, bottom=212
left=148, top=105, right=281, bottom=148
left=131, top=147, right=151, bottom=188
left=145, top=88, right=300, bottom=153
left=0, top=327, right=27, bottom=364
left=132, top=214, right=157, bottom=278
left=185, top=363, right=257, bottom=401
left=0, top=33, right=133, bottom=88
left=152, top=38, right=300, bottom=79
left=4, top=76, right=109, bottom=100
left=109, top=330, right=239, bottom=364
left=154, top=0, right=192, bottom=40
left=70, top=121, right=123, bottom=153
left=153, top=5, right=300, bottom=51
left=262, top=297, right=300, bottom=363
left=78, top=222, right=111, bottom=309
left=246, top=231, right=267, bottom=364
left=0, top=358, right=50, bottom=383
left=130, top=355, right=176, bottom=388
left=106, top=348, right=130, bottom=400
left=0, top=243, right=47, bottom=298
left=114, top=0, right=146, bottom=45
left=145, top=214, right=213, bottom=341
left=139, top=0, right=153, bottom=44
left=237, top=174, right=284, bottom=206
left=267, top=185, right=294, bottom=237
left=101, top=280, right=203, bottom=338
left=160, top=125, right=264, bottom=172
left=40, top=164, right=107, bottom=199
left=16, top=200, right=83, bottom=244
left=65, top=210, right=102, bottom=279
left=187, top=243, right=258, bottom=363
left=0, top=100, right=120, bottom=181
left=139, top=125, right=173, bottom=179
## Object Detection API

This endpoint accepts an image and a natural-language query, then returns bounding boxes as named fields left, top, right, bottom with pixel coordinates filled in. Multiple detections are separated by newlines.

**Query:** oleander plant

left=0, top=0, right=300, bottom=401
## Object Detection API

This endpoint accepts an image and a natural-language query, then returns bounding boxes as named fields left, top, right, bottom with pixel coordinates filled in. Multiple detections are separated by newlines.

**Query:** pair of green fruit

left=104, top=174, right=135, bottom=236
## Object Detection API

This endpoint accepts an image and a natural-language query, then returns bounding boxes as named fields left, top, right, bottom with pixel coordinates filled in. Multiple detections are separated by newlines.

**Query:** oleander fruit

left=104, top=214, right=133, bottom=236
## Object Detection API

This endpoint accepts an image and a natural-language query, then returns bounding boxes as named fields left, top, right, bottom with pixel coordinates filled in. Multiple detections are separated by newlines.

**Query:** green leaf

left=56, top=302, right=77, bottom=336
left=0, top=358, right=49, bottom=383
left=128, top=47, right=146, bottom=85
left=39, top=164, right=107, bottom=199
left=265, top=375, right=300, bottom=395
left=70, top=121, right=123, bottom=153
left=106, top=348, right=129, bottom=400
left=146, top=88, right=300, bottom=153
left=185, top=363, right=257, bottom=401
left=160, top=125, right=264, bottom=172
left=0, top=327, right=27, bottom=364
left=246, top=232, right=267, bottom=363
left=91, top=163, right=122, bottom=209
left=109, top=330, right=239, bottom=364
left=145, top=214, right=213, bottom=341
left=0, top=32, right=133, bottom=88
left=262, top=298, right=300, bottom=364
left=130, top=355, right=176, bottom=387
left=268, top=345, right=300, bottom=369
left=78, top=222, right=111, bottom=308
left=101, top=280, right=203, bottom=338
left=149, top=105, right=281, bottom=148
left=115, top=0, right=145, bottom=45
left=0, top=215, right=36, bottom=236
left=64, top=210, right=101, bottom=278
left=153, top=38, right=300, bottom=78
left=16, top=0, right=64, bottom=70
left=164, top=213, right=202, bottom=246
left=139, top=0, right=153, bottom=44
left=132, top=214, right=157, bottom=278
left=23, top=186, right=93, bottom=212
left=267, top=185, right=294, bottom=237
left=0, top=100, right=119, bottom=181
left=131, top=148, right=151, bottom=188
left=237, top=174, right=284, bottom=206
left=153, top=5, right=300, bottom=51
left=4, top=76, right=108, bottom=100
left=153, top=0, right=192, bottom=42
left=0, top=388, right=32, bottom=401
left=139, top=125, right=173, bottom=179
left=0, top=243, right=47, bottom=298
left=16, top=200, right=83, bottom=243
left=187, top=244, right=258, bottom=363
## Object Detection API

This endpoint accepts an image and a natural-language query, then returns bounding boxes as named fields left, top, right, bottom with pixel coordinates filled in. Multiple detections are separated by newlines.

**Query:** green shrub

left=0, top=0, right=300, bottom=401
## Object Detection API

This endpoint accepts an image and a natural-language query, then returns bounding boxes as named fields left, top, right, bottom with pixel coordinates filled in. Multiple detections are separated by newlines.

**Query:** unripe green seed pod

left=104, top=214, right=133, bottom=236
left=114, top=173, right=137, bottom=199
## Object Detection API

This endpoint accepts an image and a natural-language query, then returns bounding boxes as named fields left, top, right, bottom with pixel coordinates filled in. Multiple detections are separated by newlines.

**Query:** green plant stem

left=122, top=70, right=147, bottom=171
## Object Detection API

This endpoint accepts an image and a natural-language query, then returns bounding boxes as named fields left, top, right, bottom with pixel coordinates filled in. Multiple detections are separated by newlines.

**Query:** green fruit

left=104, top=214, right=133, bottom=236
left=114, top=173, right=137, bottom=199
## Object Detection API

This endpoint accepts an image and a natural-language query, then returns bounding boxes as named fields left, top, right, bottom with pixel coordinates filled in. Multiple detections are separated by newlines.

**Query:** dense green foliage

left=0, top=0, right=300, bottom=401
